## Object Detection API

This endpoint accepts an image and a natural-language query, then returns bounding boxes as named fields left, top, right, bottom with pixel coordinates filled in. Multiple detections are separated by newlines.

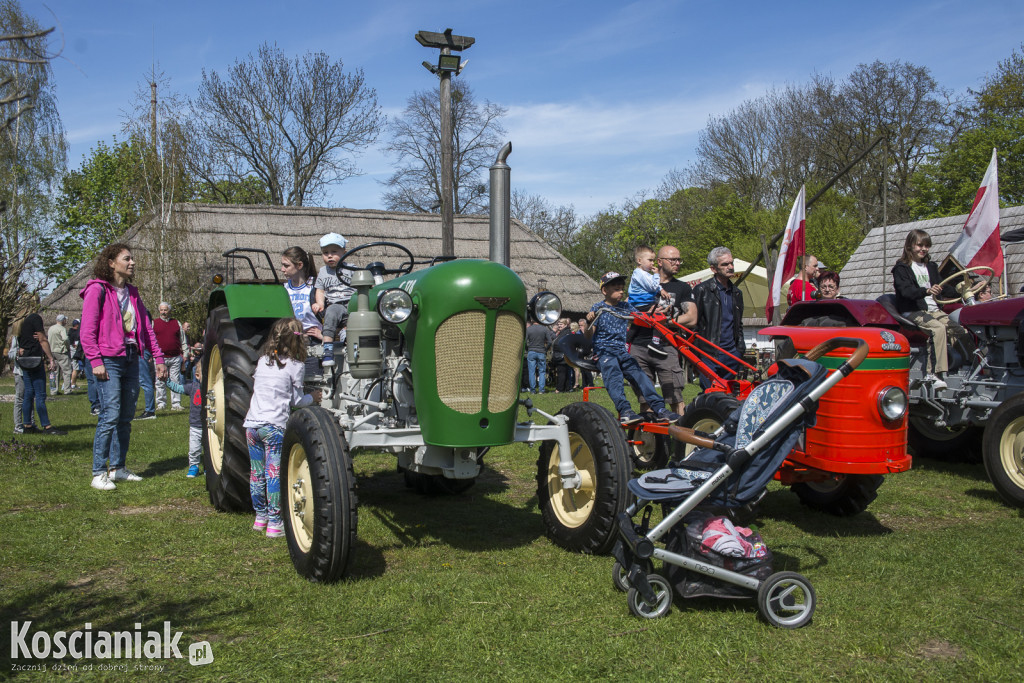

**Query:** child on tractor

left=586, top=272, right=681, bottom=426
left=311, top=233, right=356, bottom=368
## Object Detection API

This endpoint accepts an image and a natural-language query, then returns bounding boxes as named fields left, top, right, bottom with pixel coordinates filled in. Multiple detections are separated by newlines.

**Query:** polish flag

left=767, top=185, right=806, bottom=323
left=949, top=148, right=1003, bottom=276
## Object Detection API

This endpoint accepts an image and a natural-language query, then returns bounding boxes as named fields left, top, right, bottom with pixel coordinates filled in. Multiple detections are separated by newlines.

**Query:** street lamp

left=415, top=28, right=475, bottom=258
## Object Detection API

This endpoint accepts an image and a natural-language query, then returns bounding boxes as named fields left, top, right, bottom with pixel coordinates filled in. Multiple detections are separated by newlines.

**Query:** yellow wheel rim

left=205, top=345, right=226, bottom=474
left=287, top=442, right=314, bottom=552
left=998, top=416, right=1024, bottom=490
left=631, top=430, right=658, bottom=465
left=546, top=434, right=597, bottom=528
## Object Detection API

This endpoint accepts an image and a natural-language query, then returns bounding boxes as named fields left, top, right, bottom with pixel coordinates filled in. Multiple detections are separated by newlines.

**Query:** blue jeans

left=699, top=345, right=743, bottom=391
left=85, top=362, right=100, bottom=411
left=21, top=364, right=50, bottom=428
left=597, top=349, right=665, bottom=415
left=527, top=351, right=547, bottom=392
left=93, top=349, right=141, bottom=475
left=138, top=349, right=155, bottom=413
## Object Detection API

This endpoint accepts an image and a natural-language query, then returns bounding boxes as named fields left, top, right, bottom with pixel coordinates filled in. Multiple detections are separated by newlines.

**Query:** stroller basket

left=612, top=337, right=869, bottom=628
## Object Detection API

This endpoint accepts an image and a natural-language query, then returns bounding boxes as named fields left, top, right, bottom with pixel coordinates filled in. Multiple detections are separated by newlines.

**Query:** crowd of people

left=4, top=228, right=996, bottom=529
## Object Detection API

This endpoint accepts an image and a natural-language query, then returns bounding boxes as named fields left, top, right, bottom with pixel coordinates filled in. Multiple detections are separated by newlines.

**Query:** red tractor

left=780, top=275, right=1024, bottom=509
left=569, top=308, right=912, bottom=516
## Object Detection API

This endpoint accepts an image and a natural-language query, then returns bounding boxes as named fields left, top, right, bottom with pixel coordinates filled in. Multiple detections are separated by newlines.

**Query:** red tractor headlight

left=877, top=386, right=907, bottom=423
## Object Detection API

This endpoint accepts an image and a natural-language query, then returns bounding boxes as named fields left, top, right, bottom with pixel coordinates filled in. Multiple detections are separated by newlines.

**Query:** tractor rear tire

left=675, top=392, right=740, bottom=460
left=791, top=474, right=883, bottom=516
left=201, top=306, right=260, bottom=512
left=537, top=402, right=632, bottom=555
left=626, top=426, right=669, bottom=471
left=282, top=406, right=359, bottom=582
left=981, top=394, right=1024, bottom=508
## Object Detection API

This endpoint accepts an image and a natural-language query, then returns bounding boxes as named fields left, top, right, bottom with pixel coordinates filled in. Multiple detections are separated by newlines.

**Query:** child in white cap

left=311, top=232, right=356, bottom=367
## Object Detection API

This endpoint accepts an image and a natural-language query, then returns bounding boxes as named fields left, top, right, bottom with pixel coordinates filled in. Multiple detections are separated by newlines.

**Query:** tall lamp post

left=416, top=28, right=475, bottom=258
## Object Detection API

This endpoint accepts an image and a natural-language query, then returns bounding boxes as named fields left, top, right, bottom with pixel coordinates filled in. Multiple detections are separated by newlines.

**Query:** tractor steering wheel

left=338, top=241, right=416, bottom=278
left=934, top=265, right=995, bottom=305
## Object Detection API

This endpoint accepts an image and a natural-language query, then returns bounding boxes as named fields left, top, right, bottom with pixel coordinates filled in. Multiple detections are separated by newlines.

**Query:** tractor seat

left=557, top=333, right=599, bottom=372
left=876, top=294, right=932, bottom=344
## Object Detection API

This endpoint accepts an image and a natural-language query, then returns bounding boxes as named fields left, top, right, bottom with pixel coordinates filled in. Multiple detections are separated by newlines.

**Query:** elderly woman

left=818, top=271, right=842, bottom=299
left=80, top=243, right=167, bottom=491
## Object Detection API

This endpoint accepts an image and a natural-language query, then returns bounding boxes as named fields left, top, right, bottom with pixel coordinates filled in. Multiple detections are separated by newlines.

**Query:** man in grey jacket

left=525, top=320, right=553, bottom=394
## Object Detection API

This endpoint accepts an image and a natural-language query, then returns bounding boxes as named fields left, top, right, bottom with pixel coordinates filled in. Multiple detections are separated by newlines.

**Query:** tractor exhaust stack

left=489, top=142, right=512, bottom=267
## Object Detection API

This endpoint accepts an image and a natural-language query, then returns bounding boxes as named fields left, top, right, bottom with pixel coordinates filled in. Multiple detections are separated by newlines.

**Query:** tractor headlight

left=529, top=291, right=561, bottom=326
left=377, top=288, right=413, bottom=324
left=877, top=386, right=908, bottom=423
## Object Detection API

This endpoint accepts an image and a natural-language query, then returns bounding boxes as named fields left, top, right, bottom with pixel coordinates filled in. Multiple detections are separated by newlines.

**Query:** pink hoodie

left=79, top=278, right=165, bottom=369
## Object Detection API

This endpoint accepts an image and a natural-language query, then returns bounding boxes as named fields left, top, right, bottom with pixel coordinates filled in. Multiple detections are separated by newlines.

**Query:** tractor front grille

left=489, top=312, right=524, bottom=412
left=435, top=310, right=524, bottom=415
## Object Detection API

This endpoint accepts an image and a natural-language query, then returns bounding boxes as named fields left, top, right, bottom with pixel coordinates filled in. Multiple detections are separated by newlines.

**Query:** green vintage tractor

left=201, top=245, right=632, bottom=582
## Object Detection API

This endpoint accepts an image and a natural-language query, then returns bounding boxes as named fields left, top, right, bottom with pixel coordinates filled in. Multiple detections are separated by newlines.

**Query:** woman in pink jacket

left=79, top=243, right=168, bottom=491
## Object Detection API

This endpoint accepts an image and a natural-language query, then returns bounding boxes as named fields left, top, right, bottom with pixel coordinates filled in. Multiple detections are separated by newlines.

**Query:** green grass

left=1, top=378, right=1023, bottom=681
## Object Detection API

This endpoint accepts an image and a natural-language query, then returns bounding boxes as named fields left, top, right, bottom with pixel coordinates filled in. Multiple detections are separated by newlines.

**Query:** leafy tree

left=559, top=209, right=630, bottom=281
left=0, top=0, right=64, bottom=366
left=382, top=80, right=506, bottom=214
left=41, top=138, right=149, bottom=282
left=910, top=45, right=1024, bottom=217
left=188, top=42, right=384, bottom=206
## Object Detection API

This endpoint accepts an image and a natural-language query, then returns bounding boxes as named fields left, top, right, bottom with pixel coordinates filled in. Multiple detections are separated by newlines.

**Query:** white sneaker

left=109, top=468, right=143, bottom=482
left=91, top=473, right=116, bottom=491
left=923, top=374, right=948, bottom=390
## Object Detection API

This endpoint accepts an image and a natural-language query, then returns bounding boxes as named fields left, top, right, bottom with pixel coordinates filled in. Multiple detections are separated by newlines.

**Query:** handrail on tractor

left=222, top=248, right=280, bottom=284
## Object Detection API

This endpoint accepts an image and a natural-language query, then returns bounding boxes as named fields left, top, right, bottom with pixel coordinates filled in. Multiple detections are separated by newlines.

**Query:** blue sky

left=33, top=0, right=1024, bottom=217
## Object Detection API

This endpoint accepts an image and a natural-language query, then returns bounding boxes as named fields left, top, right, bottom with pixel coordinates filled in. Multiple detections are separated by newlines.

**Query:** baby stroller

left=611, top=337, right=869, bottom=628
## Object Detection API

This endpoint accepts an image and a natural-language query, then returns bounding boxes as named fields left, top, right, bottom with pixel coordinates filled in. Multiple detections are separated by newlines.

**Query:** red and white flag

left=767, top=185, right=806, bottom=322
left=950, top=148, right=1003, bottom=276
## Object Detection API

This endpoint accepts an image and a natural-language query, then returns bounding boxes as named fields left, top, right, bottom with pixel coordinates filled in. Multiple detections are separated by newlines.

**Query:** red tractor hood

left=955, top=297, right=1024, bottom=327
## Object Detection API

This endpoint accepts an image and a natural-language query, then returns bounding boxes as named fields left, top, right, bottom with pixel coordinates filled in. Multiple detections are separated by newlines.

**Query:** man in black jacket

left=693, top=247, right=745, bottom=390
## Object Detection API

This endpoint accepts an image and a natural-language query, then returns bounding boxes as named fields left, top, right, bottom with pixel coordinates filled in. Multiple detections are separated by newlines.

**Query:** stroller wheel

left=627, top=573, right=673, bottom=619
left=757, top=571, right=816, bottom=629
left=611, top=560, right=638, bottom=593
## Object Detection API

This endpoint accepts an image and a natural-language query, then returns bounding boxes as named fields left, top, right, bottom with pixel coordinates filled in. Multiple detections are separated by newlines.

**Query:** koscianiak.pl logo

left=9, top=621, right=214, bottom=670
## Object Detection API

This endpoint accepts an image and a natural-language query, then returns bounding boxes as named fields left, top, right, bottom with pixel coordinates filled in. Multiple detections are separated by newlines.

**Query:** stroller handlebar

left=803, top=337, right=869, bottom=376
left=666, top=425, right=722, bottom=451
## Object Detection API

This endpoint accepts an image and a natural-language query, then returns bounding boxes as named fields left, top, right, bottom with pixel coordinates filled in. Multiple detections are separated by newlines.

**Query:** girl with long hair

left=243, top=317, right=320, bottom=538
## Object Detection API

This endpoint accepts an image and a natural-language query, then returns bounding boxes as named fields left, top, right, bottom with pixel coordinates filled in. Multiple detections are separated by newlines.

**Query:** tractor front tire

left=201, top=306, right=260, bottom=512
left=908, top=415, right=982, bottom=462
left=982, top=394, right=1024, bottom=508
left=537, top=402, right=632, bottom=555
left=791, top=474, right=883, bottom=516
left=282, top=406, right=359, bottom=582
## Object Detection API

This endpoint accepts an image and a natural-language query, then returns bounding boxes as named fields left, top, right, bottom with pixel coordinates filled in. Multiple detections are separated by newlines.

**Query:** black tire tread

left=283, top=406, right=359, bottom=582
left=201, top=306, right=262, bottom=512
left=791, top=474, right=883, bottom=516
left=981, top=393, right=1024, bottom=508
left=536, top=402, right=632, bottom=555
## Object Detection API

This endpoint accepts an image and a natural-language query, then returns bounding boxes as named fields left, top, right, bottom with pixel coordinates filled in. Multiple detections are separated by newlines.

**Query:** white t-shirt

left=243, top=356, right=313, bottom=429
left=911, top=261, right=938, bottom=312
left=285, top=279, right=321, bottom=333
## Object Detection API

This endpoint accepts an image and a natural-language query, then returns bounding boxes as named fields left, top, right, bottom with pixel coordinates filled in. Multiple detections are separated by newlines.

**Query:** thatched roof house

left=840, top=205, right=1024, bottom=300
left=42, top=203, right=600, bottom=321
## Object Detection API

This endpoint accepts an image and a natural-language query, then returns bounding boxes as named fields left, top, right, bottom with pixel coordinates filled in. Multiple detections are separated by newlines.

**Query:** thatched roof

left=42, top=203, right=599, bottom=321
left=840, top=205, right=1024, bottom=300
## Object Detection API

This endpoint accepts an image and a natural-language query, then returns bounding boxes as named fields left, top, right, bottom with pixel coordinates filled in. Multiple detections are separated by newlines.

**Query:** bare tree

left=382, top=80, right=506, bottom=214
left=510, top=189, right=580, bottom=249
left=187, top=42, right=384, bottom=206
left=0, top=0, right=64, bottom=371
